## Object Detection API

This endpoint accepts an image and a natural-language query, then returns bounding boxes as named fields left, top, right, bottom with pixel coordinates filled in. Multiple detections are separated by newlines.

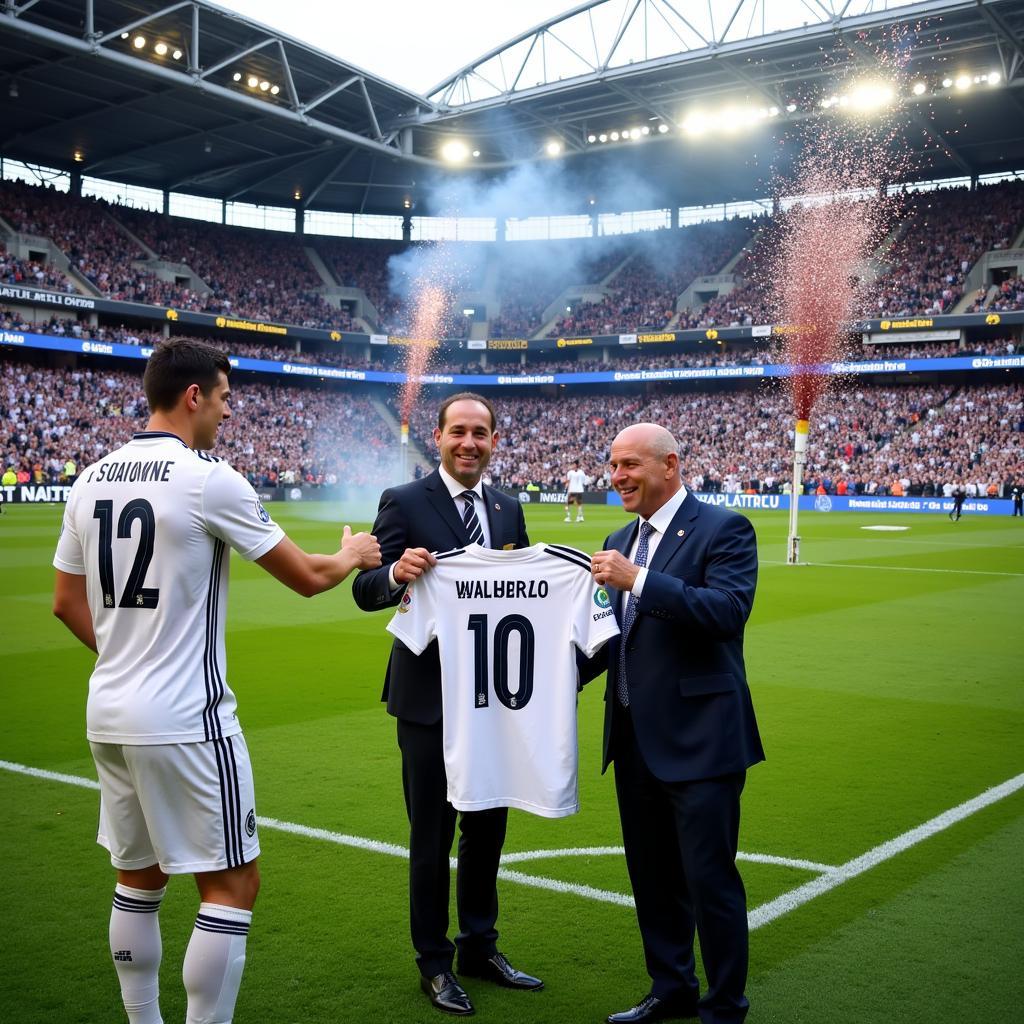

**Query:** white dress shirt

left=628, top=484, right=687, bottom=597
left=389, top=466, right=492, bottom=590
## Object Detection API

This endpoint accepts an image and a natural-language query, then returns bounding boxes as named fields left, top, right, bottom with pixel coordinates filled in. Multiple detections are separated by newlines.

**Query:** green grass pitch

left=1, top=501, right=1022, bottom=1023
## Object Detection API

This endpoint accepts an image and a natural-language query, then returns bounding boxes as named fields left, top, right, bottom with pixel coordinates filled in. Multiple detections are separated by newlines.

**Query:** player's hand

left=393, top=546, right=437, bottom=584
left=342, top=525, right=382, bottom=569
left=591, top=549, right=640, bottom=592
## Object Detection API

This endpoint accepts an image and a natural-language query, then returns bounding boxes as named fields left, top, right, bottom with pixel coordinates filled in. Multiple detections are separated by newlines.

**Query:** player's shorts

left=90, top=734, right=260, bottom=874
left=567, top=492, right=583, bottom=503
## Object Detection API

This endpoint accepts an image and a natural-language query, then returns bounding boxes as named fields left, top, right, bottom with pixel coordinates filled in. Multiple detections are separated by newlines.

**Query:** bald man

left=586, top=423, right=764, bottom=1024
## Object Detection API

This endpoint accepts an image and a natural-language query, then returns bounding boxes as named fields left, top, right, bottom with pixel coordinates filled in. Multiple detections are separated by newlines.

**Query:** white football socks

left=182, top=903, right=252, bottom=1024
left=110, top=883, right=166, bottom=1024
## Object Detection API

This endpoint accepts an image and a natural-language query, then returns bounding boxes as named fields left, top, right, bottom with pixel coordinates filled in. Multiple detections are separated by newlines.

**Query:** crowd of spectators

left=968, top=275, right=1024, bottom=313
left=0, top=359, right=396, bottom=488
left=545, top=219, right=758, bottom=337
left=0, top=242, right=71, bottom=291
left=397, top=381, right=1022, bottom=498
left=872, top=181, right=1024, bottom=317
left=0, top=180, right=190, bottom=305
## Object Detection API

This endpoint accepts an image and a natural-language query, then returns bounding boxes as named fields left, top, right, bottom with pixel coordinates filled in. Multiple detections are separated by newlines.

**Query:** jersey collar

left=132, top=431, right=190, bottom=448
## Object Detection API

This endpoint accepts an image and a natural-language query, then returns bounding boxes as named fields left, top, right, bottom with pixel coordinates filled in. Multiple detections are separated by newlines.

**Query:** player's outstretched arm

left=53, top=569, right=97, bottom=652
left=256, top=526, right=381, bottom=598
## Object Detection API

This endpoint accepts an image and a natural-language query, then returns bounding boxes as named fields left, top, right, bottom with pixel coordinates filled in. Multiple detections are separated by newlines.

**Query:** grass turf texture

left=1, top=502, right=1021, bottom=1023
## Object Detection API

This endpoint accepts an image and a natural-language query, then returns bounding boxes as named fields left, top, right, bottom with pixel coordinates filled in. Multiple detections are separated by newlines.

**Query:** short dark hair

left=437, top=392, right=497, bottom=432
left=143, top=338, right=231, bottom=412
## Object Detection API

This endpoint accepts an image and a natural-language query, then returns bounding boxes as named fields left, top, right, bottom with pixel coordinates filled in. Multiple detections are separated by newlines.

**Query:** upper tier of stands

left=2, top=178, right=1024, bottom=340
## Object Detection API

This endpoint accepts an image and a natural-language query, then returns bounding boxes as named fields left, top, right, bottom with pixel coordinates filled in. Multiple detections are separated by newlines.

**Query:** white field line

left=759, top=559, right=1024, bottom=577
left=3, top=760, right=1022, bottom=928
left=748, top=771, right=1024, bottom=929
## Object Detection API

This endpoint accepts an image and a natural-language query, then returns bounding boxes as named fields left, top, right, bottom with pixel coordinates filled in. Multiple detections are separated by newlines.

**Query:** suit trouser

left=396, top=717, right=508, bottom=977
left=612, top=708, right=749, bottom=1024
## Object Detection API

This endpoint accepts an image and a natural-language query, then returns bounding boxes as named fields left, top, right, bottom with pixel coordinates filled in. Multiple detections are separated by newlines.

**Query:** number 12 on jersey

left=467, top=613, right=535, bottom=711
left=93, top=499, right=160, bottom=610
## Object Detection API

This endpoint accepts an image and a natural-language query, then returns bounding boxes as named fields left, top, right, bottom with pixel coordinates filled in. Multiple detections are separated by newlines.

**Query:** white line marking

left=759, top=560, right=1024, bottom=577
left=500, top=845, right=835, bottom=874
left=748, top=771, right=1024, bottom=929
left=4, top=759, right=1022, bottom=929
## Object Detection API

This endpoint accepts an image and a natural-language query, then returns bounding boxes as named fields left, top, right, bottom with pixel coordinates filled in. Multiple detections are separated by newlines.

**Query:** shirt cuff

left=631, top=566, right=649, bottom=596
left=388, top=563, right=402, bottom=592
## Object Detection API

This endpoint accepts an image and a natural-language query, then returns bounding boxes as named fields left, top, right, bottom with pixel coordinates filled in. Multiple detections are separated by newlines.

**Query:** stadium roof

left=1, top=0, right=1023, bottom=217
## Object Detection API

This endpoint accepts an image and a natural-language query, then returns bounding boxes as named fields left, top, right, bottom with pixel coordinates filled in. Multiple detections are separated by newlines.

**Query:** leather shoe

left=420, top=972, right=474, bottom=1015
left=607, top=993, right=698, bottom=1023
left=458, top=951, right=544, bottom=991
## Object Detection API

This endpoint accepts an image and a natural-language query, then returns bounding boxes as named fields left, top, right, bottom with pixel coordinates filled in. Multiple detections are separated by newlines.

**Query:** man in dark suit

left=587, top=423, right=764, bottom=1024
left=352, top=392, right=542, bottom=1015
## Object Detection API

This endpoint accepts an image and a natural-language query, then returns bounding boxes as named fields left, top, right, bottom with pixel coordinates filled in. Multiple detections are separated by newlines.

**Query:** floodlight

left=587, top=134, right=597, bottom=143
left=545, top=140, right=562, bottom=156
left=988, top=71, right=1001, bottom=85
left=233, top=72, right=242, bottom=82
left=682, top=112, right=707, bottom=136
left=598, top=133, right=607, bottom=143
left=769, top=106, right=779, bottom=117
left=472, top=150, right=480, bottom=157
left=610, top=131, right=620, bottom=141
left=848, top=82, right=894, bottom=111
left=657, top=124, right=668, bottom=134
left=259, top=80, right=270, bottom=91
left=441, top=139, right=470, bottom=163
left=120, top=32, right=129, bottom=40
left=293, top=189, right=302, bottom=201
left=954, top=75, right=971, bottom=90
left=73, top=149, right=84, bottom=162
left=132, top=35, right=146, bottom=49
left=247, top=75, right=259, bottom=88
left=172, top=49, right=183, bottom=61
left=154, top=42, right=168, bottom=56
left=912, top=81, right=927, bottom=96
left=641, top=126, right=650, bottom=135
left=942, top=77, right=953, bottom=88
left=270, top=85, right=280, bottom=95
left=786, top=103, right=797, bottom=113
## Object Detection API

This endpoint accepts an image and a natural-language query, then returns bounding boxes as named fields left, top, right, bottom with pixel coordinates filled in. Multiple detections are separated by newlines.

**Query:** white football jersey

left=387, top=543, right=619, bottom=818
left=53, top=431, right=284, bottom=745
left=566, top=469, right=588, bottom=493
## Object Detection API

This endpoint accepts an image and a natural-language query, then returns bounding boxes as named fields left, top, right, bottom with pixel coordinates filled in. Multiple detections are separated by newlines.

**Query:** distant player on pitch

left=565, top=461, right=588, bottom=522
left=52, top=338, right=381, bottom=1024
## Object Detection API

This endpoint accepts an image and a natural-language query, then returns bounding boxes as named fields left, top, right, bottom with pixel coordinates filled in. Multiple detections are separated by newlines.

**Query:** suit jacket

left=587, top=490, right=765, bottom=782
left=352, top=469, right=530, bottom=725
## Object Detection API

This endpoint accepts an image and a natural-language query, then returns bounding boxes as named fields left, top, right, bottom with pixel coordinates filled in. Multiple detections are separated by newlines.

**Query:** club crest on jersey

left=398, top=591, right=413, bottom=613
left=593, top=587, right=611, bottom=609
left=254, top=499, right=270, bottom=524
left=245, top=809, right=257, bottom=837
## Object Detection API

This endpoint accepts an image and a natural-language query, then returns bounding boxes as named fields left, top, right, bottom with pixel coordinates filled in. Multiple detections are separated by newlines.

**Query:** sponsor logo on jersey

left=254, top=499, right=270, bottom=523
left=245, top=809, right=257, bottom=837
left=593, top=587, right=611, bottom=609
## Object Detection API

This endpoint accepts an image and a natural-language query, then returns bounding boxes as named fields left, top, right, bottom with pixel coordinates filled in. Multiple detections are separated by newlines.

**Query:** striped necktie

left=460, top=490, right=484, bottom=545
left=617, top=521, right=654, bottom=708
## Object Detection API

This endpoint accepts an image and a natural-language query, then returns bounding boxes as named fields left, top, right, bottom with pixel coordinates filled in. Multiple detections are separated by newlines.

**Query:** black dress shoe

left=458, top=951, right=544, bottom=991
left=420, top=972, right=475, bottom=1015
left=607, top=993, right=698, bottom=1023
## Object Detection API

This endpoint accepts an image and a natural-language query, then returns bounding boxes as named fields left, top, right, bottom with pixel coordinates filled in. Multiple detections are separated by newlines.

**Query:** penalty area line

left=747, top=771, right=1024, bottom=929
left=3, top=760, right=1022, bottom=928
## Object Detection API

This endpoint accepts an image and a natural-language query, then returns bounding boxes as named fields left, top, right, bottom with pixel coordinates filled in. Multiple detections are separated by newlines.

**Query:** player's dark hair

left=437, top=392, right=497, bottom=432
left=143, top=338, right=231, bottom=412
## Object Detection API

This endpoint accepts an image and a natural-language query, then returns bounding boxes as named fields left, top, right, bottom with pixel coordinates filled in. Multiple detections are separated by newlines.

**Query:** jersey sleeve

left=52, top=492, right=86, bottom=574
left=202, top=462, right=285, bottom=561
left=385, top=573, right=438, bottom=655
left=572, top=574, right=620, bottom=659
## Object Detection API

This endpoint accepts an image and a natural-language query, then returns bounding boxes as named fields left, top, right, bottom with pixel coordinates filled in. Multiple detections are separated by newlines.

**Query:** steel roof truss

left=198, top=36, right=277, bottom=80
left=94, top=1, right=193, bottom=47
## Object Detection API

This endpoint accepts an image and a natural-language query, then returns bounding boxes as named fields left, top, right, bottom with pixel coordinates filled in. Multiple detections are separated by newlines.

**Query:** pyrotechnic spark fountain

left=770, top=72, right=910, bottom=561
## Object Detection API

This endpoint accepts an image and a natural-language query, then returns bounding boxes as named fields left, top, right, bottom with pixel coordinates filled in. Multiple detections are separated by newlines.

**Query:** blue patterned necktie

left=617, top=521, right=654, bottom=707
left=460, top=490, right=484, bottom=545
